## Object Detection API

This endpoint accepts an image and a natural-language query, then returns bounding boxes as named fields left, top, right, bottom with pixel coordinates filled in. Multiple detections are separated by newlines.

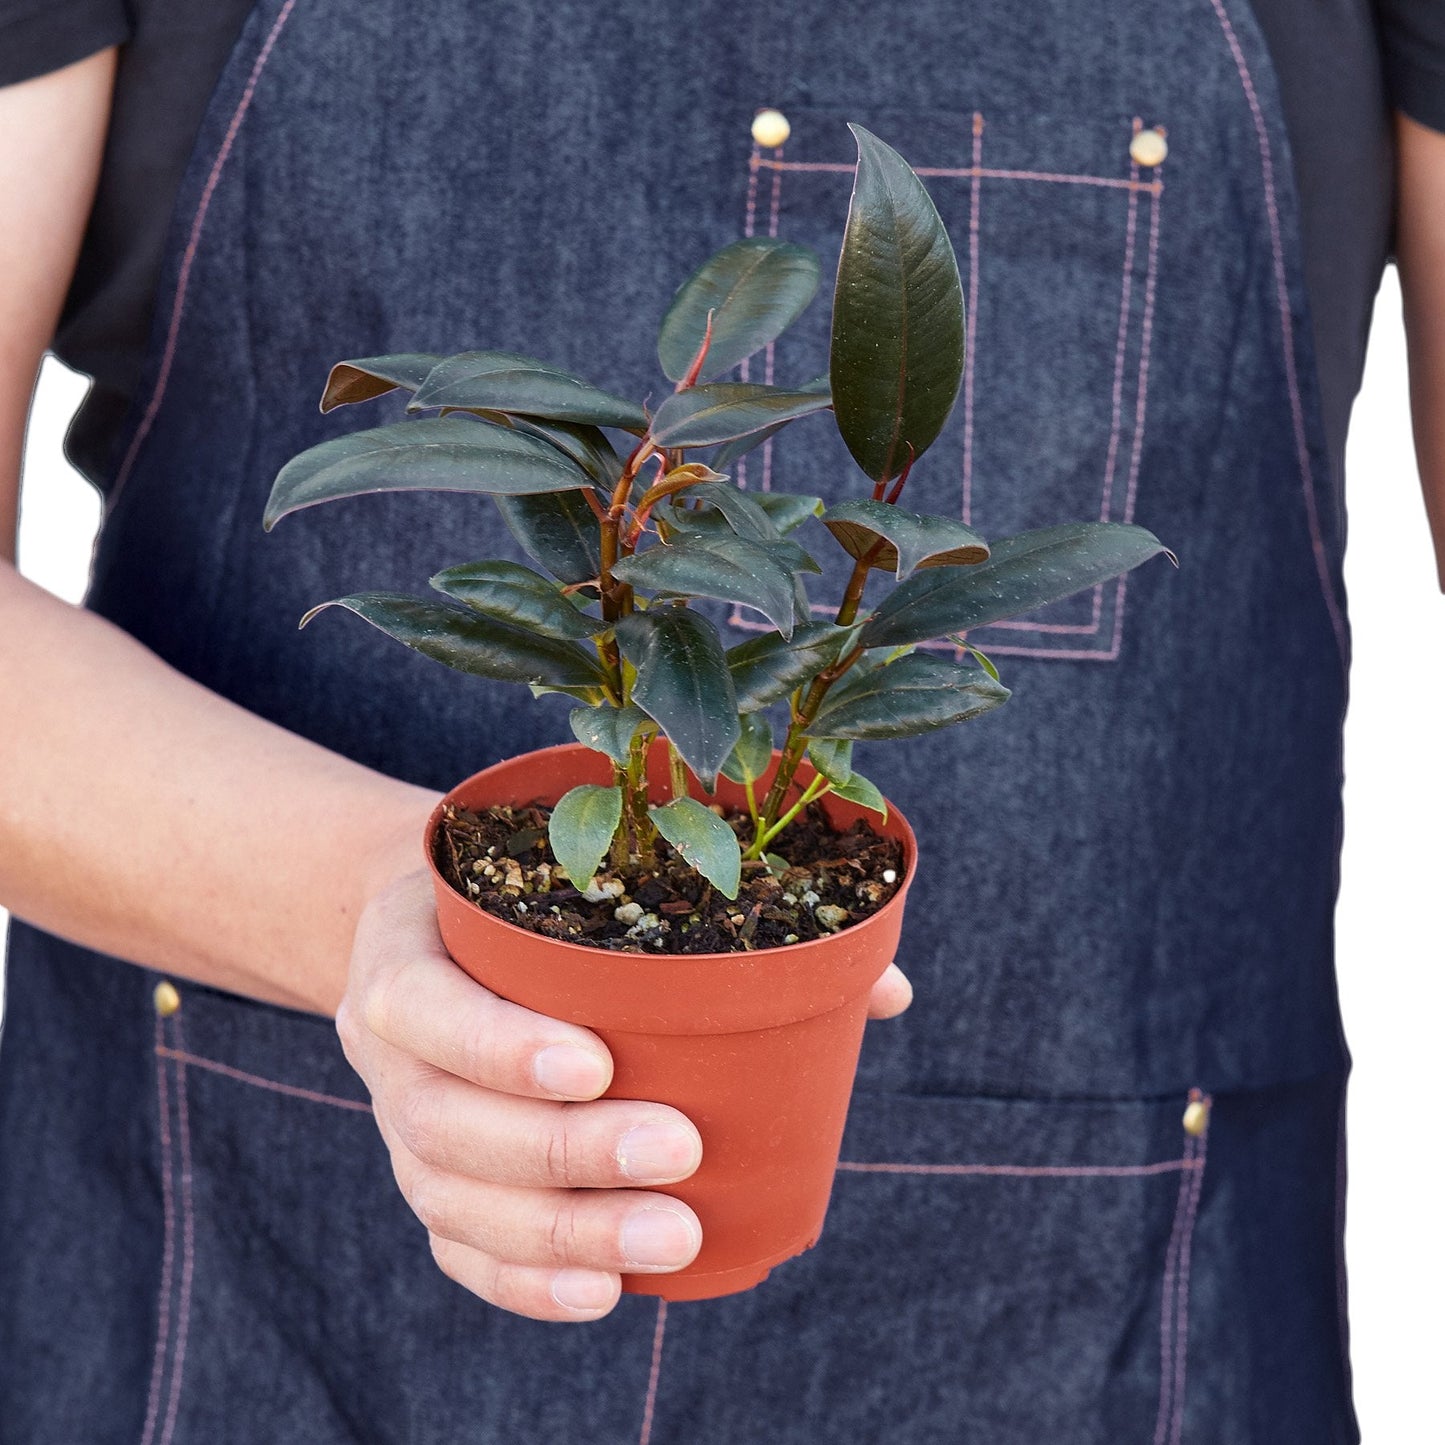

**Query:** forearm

left=1394, top=111, right=1445, bottom=591
left=0, top=560, right=438, bottom=1015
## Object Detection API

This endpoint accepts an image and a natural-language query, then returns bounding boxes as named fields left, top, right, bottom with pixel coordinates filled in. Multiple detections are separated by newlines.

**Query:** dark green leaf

left=657, top=237, right=821, bottom=383
left=660, top=502, right=823, bottom=578
left=264, top=415, right=593, bottom=529
left=721, top=713, right=774, bottom=786
left=509, top=416, right=625, bottom=487
left=708, top=374, right=831, bottom=470
left=830, top=768, right=887, bottom=818
left=429, top=559, right=606, bottom=641
left=662, top=480, right=775, bottom=540
left=726, top=622, right=849, bottom=710
left=438, top=406, right=516, bottom=426
left=830, top=124, right=965, bottom=483
left=611, top=535, right=800, bottom=637
left=530, top=681, right=609, bottom=703
left=493, top=490, right=603, bottom=586
left=408, top=350, right=648, bottom=431
left=569, top=703, right=651, bottom=766
left=809, top=652, right=1009, bottom=740
left=548, top=785, right=623, bottom=888
left=821, top=499, right=989, bottom=578
left=753, top=490, right=827, bottom=535
left=298, top=592, right=609, bottom=691
left=319, top=354, right=446, bottom=413
left=648, top=382, right=833, bottom=448
left=649, top=796, right=742, bottom=899
left=858, top=522, right=1173, bottom=649
left=806, top=737, right=853, bottom=787
left=615, top=609, right=740, bottom=789
left=791, top=568, right=813, bottom=622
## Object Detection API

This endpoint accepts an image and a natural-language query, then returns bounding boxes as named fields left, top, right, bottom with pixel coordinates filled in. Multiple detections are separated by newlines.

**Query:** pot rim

left=422, top=739, right=917, bottom=966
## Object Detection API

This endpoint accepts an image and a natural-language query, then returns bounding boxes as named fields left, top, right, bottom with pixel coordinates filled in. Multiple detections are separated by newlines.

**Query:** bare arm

left=0, top=51, right=438, bottom=1013
left=1394, top=111, right=1445, bottom=591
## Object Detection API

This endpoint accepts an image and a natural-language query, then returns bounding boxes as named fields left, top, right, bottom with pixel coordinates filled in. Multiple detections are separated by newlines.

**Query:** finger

left=866, top=962, right=913, bottom=1020
left=429, top=1235, right=622, bottom=1323
left=376, top=1051, right=704, bottom=1188
left=398, top=1161, right=702, bottom=1273
left=347, top=880, right=615, bottom=1101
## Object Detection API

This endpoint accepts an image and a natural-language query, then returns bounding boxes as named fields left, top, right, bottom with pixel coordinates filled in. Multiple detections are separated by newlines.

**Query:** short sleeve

left=1379, top=0, right=1445, bottom=134
left=0, top=0, right=132, bottom=89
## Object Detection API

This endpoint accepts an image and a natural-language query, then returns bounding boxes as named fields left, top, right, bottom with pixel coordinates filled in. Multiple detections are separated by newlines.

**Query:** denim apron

left=1, top=1, right=1368, bottom=1439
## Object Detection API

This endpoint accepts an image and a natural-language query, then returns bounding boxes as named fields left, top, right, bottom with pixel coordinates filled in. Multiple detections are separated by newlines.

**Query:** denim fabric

left=0, top=0, right=1369, bottom=1439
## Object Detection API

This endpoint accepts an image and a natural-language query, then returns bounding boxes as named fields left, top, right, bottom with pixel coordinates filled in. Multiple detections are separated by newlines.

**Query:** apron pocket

left=644, top=1086, right=1210, bottom=1445
left=726, top=100, right=1165, bottom=663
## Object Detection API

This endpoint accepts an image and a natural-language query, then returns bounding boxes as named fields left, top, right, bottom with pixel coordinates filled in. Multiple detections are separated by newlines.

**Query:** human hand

left=337, top=867, right=911, bottom=1322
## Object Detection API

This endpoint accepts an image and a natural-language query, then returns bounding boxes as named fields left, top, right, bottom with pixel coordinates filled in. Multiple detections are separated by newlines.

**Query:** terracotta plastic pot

left=424, top=738, right=916, bottom=1301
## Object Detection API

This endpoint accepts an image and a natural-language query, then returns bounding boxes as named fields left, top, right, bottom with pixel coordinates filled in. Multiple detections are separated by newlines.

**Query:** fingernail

left=616, top=1121, right=702, bottom=1183
left=550, top=1269, right=615, bottom=1312
left=533, top=1045, right=609, bottom=1099
left=621, top=1205, right=701, bottom=1270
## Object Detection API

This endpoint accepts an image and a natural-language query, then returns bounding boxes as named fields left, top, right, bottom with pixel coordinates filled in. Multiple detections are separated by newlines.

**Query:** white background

left=5, top=269, right=1443, bottom=1433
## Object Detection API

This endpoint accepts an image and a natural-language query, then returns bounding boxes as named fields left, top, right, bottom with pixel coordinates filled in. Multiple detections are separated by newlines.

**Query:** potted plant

left=263, top=123, right=1173, bottom=1301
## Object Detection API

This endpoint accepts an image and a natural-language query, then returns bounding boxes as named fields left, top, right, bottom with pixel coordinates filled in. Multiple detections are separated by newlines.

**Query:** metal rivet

left=1130, top=128, right=1168, bottom=167
left=153, top=980, right=181, bottom=1017
left=1182, top=1098, right=1209, bottom=1137
left=751, top=108, right=791, bottom=148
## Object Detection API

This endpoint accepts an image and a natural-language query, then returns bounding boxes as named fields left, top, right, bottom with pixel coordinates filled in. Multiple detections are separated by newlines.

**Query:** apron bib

left=1, top=2, right=1362, bottom=1439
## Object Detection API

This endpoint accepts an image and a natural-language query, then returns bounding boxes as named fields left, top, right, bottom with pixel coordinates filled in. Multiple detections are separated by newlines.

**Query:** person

left=0, top=2, right=1440, bottom=1440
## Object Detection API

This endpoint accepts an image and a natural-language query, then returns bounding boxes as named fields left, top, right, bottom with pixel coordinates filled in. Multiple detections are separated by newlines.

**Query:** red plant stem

left=677, top=308, right=715, bottom=390
left=599, top=439, right=659, bottom=619
left=621, top=459, right=695, bottom=549
left=832, top=549, right=881, bottom=629
left=884, top=442, right=916, bottom=504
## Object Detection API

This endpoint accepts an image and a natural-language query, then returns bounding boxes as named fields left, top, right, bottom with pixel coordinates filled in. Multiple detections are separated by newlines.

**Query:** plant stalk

left=751, top=774, right=832, bottom=855
left=620, top=728, right=657, bottom=869
left=751, top=563, right=874, bottom=843
left=668, top=740, right=689, bottom=801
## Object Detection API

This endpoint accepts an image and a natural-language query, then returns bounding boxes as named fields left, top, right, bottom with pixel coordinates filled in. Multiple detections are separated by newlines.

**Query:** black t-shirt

left=2, top=0, right=1442, bottom=489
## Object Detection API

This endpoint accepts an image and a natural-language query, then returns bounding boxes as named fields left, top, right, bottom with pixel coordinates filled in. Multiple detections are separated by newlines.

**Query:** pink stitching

left=158, top=1020, right=197, bottom=1445
left=638, top=1299, right=668, bottom=1445
left=756, top=157, right=1159, bottom=193
left=767, top=143, right=784, bottom=241
left=961, top=113, right=983, bottom=526
left=1206, top=0, right=1348, bottom=668
left=836, top=1158, right=1199, bottom=1178
left=106, top=0, right=300, bottom=512
left=1104, top=566, right=1130, bottom=660
left=737, top=140, right=764, bottom=482
left=1152, top=1091, right=1212, bottom=1445
left=1069, top=167, right=1162, bottom=667
left=985, top=585, right=1105, bottom=633
left=760, top=139, right=785, bottom=490
left=139, top=1015, right=176, bottom=1445
left=1121, top=179, right=1162, bottom=530
left=154, top=1046, right=373, bottom=1113
left=1152, top=1133, right=1197, bottom=1443
left=744, top=144, right=762, bottom=248
left=1168, top=1095, right=1210, bottom=1445
left=954, top=640, right=1123, bottom=662
left=1099, top=138, right=1142, bottom=523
